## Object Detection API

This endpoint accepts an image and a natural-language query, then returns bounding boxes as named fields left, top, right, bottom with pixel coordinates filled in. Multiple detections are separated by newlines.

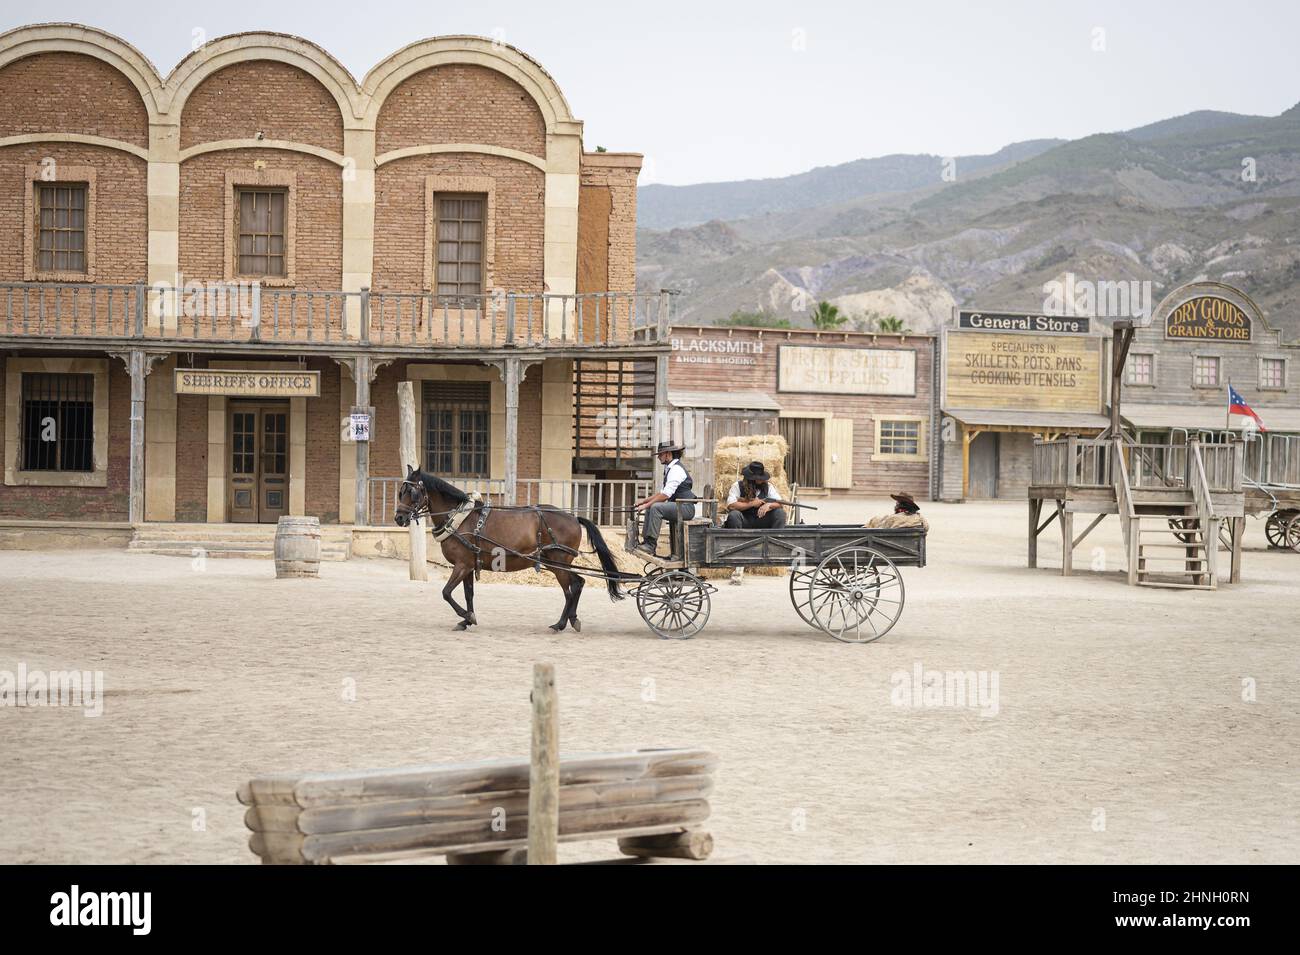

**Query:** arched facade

left=0, top=24, right=646, bottom=527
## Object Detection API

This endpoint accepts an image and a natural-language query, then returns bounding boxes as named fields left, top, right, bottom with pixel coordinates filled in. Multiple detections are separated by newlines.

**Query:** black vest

left=665, top=461, right=694, bottom=501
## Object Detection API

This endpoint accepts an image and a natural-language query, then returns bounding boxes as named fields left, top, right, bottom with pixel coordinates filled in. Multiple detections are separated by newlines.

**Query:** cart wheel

left=808, top=546, right=904, bottom=644
left=636, top=570, right=711, bottom=640
left=1265, top=513, right=1287, bottom=548
left=1168, top=517, right=1199, bottom=544
left=788, top=566, right=824, bottom=630
left=1287, top=514, right=1300, bottom=553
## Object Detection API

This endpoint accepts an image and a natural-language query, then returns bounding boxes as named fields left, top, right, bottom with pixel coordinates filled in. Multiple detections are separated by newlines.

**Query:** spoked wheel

left=1168, top=517, right=1200, bottom=544
left=1287, top=514, right=1300, bottom=553
left=788, top=566, right=823, bottom=630
left=636, top=570, right=712, bottom=640
left=808, top=546, right=905, bottom=644
left=1265, top=513, right=1287, bottom=548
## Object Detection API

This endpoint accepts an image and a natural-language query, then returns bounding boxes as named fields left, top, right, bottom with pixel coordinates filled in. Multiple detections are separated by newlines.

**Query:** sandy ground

left=1, top=498, right=1296, bottom=865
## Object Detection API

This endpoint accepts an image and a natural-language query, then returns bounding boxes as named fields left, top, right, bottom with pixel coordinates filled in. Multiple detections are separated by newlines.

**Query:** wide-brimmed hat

left=891, top=491, right=920, bottom=511
left=741, top=460, right=771, bottom=482
left=654, top=440, right=685, bottom=454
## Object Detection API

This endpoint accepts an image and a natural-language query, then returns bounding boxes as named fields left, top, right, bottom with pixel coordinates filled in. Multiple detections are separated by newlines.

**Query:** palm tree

left=878, top=316, right=907, bottom=333
left=809, top=300, right=847, bottom=330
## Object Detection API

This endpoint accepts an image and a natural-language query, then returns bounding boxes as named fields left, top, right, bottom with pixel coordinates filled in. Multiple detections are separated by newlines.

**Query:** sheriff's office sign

left=944, top=331, right=1103, bottom=413
left=957, top=311, right=1090, bottom=334
left=175, top=370, right=320, bottom=397
left=1165, top=296, right=1252, bottom=342
left=777, top=345, right=916, bottom=396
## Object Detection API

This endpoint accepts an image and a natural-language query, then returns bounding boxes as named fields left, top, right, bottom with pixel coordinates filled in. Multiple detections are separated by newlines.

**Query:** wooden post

left=528, top=663, right=559, bottom=865
left=1230, top=516, right=1244, bottom=583
left=1060, top=504, right=1073, bottom=576
left=397, top=381, right=427, bottom=581
left=960, top=425, right=973, bottom=500
left=1027, top=498, right=1041, bottom=568
left=504, top=357, right=520, bottom=506
left=353, top=356, right=371, bottom=526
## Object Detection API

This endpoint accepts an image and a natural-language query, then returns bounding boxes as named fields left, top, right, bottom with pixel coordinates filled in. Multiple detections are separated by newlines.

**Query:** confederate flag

left=1228, top=385, right=1266, bottom=431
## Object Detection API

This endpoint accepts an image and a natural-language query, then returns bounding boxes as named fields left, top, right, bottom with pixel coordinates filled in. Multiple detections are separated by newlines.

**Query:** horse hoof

left=570, top=618, right=582, bottom=633
left=466, top=614, right=478, bottom=626
left=548, top=623, right=565, bottom=633
left=455, top=621, right=469, bottom=631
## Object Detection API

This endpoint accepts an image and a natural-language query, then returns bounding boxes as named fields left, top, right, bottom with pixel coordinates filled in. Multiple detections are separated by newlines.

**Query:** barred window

left=878, top=419, right=922, bottom=456
left=21, top=373, right=94, bottom=472
left=36, top=184, right=88, bottom=274
left=1261, top=358, right=1285, bottom=389
left=1193, top=356, right=1220, bottom=387
left=424, top=381, right=490, bottom=478
left=1127, top=353, right=1154, bottom=385
left=236, top=188, right=287, bottom=277
left=434, top=196, right=484, bottom=298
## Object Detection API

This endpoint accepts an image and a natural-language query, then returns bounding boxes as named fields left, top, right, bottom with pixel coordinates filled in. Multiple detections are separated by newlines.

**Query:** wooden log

left=446, top=848, right=527, bottom=865
left=528, top=663, right=559, bottom=865
left=254, top=799, right=712, bottom=864
left=237, top=748, right=717, bottom=808
left=618, top=830, right=714, bottom=861
left=397, top=381, right=427, bottom=581
left=243, top=774, right=716, bottom=834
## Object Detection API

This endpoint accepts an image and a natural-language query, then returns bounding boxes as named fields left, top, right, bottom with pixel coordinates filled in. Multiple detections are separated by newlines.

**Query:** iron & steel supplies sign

left=175, top=370, right=321, bottom=397
left=1164, top=296, right=1252, bottom=341
left=957, top=311, right=1090, bottom=334
left=777, top=345, right=916, bottom=396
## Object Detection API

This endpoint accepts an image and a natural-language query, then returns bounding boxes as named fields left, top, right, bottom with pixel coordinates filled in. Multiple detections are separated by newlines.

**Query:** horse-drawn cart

left=625, top=516, right=927, bottom=642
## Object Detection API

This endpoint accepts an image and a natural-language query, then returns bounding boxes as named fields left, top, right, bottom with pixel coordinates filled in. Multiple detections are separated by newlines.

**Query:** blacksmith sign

left=1164, top=296, right=1252, bottom=342
left=957, top=311, right=1090, bottom=334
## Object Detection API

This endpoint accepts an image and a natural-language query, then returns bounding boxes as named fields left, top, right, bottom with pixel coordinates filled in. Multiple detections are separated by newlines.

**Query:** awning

left=669, top=389, right=782, bottom=412
left=944, top=408, right=1110, bottom=430
left=1122, top=403, right=1300, bottom=433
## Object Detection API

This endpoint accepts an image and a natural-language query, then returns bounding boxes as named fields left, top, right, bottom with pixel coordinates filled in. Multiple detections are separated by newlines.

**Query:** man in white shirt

left=723, top=460, right=788, bottom=530
left=632, top=440, right=696, bottom=557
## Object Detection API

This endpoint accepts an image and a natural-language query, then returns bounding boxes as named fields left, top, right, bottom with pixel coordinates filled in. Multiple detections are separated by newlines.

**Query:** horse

left=394, top=467, right=629, bottom=632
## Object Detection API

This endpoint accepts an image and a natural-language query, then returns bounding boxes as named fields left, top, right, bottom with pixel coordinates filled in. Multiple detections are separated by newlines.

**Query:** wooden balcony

left=0, top=282, right=673, bottom=357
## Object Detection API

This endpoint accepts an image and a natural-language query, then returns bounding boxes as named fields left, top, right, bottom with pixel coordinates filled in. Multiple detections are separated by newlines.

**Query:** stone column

left=353, top=355, right=372, bottom=525
left=503, top=356, right=520, bottom=505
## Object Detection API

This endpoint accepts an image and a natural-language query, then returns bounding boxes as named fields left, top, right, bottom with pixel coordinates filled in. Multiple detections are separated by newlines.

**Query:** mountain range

left=637, top=106, right=1300, bottom=340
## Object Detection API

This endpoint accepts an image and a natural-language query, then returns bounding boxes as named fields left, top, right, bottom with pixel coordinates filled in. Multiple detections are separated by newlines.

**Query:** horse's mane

left=415, top=470, right=469, bottom=504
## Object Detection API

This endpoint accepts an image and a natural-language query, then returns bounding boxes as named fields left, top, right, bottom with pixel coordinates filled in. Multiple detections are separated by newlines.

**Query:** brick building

left=0, top=24, right=668, bottom=530
left=666, top=325, right=938, bottom=499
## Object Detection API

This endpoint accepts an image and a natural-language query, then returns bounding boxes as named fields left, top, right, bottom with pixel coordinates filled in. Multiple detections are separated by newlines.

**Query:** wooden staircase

left=1131, top=504, right=1214, bottom=590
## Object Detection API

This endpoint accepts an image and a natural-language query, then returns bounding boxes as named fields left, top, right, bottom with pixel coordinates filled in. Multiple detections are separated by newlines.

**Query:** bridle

left=397, top=478, right=475, bottom=540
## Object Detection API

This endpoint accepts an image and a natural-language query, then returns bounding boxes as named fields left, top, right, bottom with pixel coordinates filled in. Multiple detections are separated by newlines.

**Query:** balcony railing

left=0, top=282, right=673, bottom=349
left=367, top=476, right=650, bottom=527
left=1032, top=434, right=1243, bottom=494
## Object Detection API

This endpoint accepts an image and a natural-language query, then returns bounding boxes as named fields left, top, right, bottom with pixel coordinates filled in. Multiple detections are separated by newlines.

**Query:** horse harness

left=421, top=493, right=579, bottom=579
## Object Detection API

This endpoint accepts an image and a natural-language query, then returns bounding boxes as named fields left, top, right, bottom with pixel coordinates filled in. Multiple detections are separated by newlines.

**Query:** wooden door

left=228, top=403, right=289, bottom=523
left=780, top=417, right=825, bottom=489
left=969, top=432, right=1000, bottom=499
left=823, top=418, right=854, bottom=489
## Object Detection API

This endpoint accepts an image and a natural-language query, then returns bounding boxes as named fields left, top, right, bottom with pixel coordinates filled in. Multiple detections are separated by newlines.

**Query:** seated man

left=632, top=441, right=696, bottom=558
left=866, top=491, right=930, bottom=531
left=723, top=461, right=788, bottom=530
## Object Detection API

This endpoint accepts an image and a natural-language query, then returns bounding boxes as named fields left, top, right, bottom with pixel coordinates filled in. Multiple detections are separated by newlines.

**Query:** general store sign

left=958, top=310, right=1090, bottom=334
left=943, top=331, right=1102, bottom=412
left=777, top=345, right=916, bottom=396
left=175, top=369, right=320, bottom=397
left=1165, top=296, right=1252, bottom=342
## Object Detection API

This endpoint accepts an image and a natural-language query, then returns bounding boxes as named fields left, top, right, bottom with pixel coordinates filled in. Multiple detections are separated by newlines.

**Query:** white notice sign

left=778, top=345, right=916, bottom=396
left=348, top=413, right=371, bottom=442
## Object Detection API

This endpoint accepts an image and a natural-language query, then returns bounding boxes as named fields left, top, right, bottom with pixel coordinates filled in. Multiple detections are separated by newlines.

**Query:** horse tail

left=578, top=516, right=628, bottom=601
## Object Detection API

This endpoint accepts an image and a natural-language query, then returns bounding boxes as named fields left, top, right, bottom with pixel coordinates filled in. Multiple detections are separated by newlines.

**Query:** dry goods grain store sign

left=777, top=345, right=916, bottom=395
left=1165, top=295, right=1252, bottom=341
left=944, top=330, right=1102, bottom=413
left=175, top=369, right=321, bottom=397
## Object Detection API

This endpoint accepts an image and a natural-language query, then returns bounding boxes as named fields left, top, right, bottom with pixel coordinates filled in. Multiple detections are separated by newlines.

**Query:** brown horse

left=395, top=467, right=629, bottom=632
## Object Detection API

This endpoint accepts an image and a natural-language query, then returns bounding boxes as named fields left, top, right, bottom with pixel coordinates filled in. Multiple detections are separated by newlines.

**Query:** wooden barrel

left=274, top=516, right=321, bottom=578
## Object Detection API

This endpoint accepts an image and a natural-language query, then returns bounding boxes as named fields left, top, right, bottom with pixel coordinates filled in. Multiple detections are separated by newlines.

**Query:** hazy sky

left=6, top=0, right=1298, bottom=185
